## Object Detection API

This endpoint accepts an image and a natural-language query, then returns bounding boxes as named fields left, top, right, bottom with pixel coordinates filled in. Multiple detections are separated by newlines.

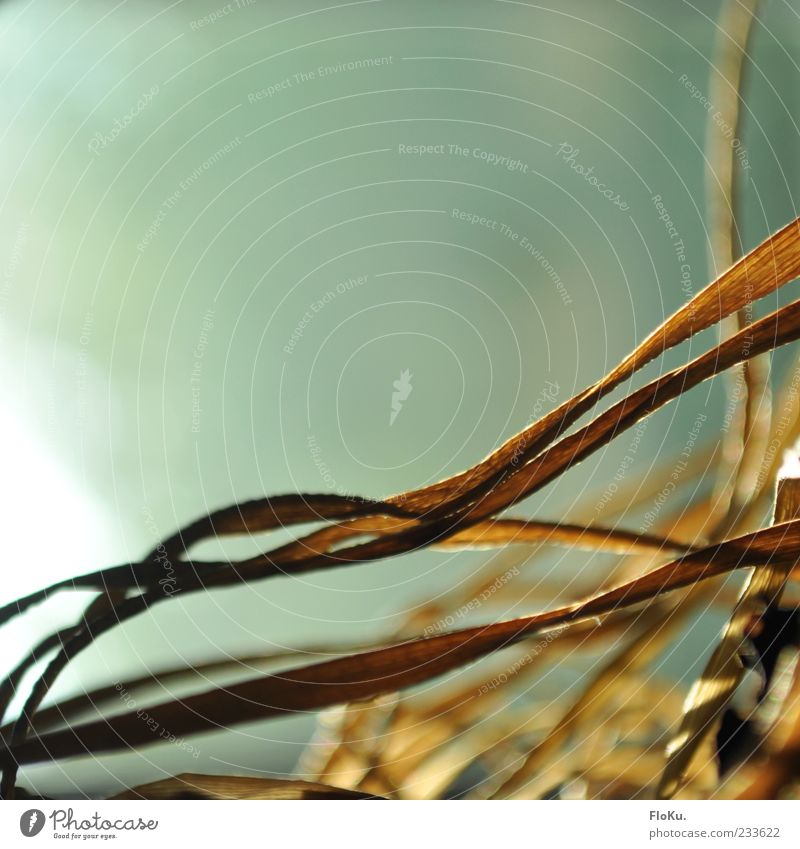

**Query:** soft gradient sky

left=0, top=0, right=798, bottom=796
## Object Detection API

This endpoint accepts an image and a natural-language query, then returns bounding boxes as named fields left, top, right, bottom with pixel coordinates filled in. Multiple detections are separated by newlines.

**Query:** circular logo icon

left=19, top=810, right=45, bottom=837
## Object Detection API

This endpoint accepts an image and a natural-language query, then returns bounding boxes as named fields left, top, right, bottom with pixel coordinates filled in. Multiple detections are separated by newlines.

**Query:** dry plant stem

left=1, top=220, right=798, bottom=796
left=374, top=495, right=717, bottom=796
left=0, top=487, right=774, bottom=778
left=298, top=696, right=399, bottom=790
left=0, top=640, right=380, bottom=739
left=268, top=517, right=693, bottom=562
left=0, top=453, right=709, bottom=629
left=706, top=0, right=759, bottom=272
left=143, top=288, right=800, bottom=574
left=659, top=475, right=800, bottom=798
left=358, top=621, right=627, bottom=791
left=0, top=590, right=121, bottom=727
left=485, top=486, right=727, bottom=799
left=706, top=0, right=770, bottom=535
left=4, top=308, right=800, bottom=789
left=493, top=595, right=705, bottom=799
left=350, top=609, right=650, bottom=795
left=0, top=494, right=412, bottom=627
left=0, top=213, right=793, bottom=714
left=4, top=216, right=799, bottom=633
left=4, top=270, right=796, bottom=635
left=304, top=548, right=539, bottom=789
left=3, top=521, right=800, bottom=768
left=0, top=630, right=75, bottom=725
left=0, top=518, right=690, bottom=629
left=737, top=655, right=800, bottom=798
left=111, top=774, right=383, bottom=800
left=506, top=382, right=783, bottom=799
left=737, top=356, right=800, bottom=535
left=0, top=521, right=690, bottom=790
left=155, top=494, right=413, bottom=561
left=386, top=216, right=800, bottom=518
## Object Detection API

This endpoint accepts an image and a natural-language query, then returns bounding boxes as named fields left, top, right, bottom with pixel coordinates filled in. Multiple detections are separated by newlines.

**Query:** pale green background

left=0, top=0, right=798, bottom=796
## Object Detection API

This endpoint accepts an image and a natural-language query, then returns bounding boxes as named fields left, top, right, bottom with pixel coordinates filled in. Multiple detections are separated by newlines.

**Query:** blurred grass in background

left=0, top=0, right=798, bottom=795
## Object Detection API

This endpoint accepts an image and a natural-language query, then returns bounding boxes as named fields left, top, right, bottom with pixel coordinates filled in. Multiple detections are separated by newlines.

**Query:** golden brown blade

left=111, top=773, right=383, bottom=800
left=4, top=520, right=800, bottom=768
left=659, top=473, right=800, bottom=798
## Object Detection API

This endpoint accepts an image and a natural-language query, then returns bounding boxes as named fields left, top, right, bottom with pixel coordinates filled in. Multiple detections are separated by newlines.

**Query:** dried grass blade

left=492, top=599, right=700, bottom=799
left=462, top=296, right=800, bottom=522
left=111, top=773, right=383, bottom=800
left=736, top=654, right=800, bottom=798
left=4, top=521, right=800, bottom=767
left=389, top=216, right=800, bottom=515
left=657, top=474, right=800, bottom=798
left=1, top=220, right=798, bottom=637
left=228, top=290, right=800, bottom=579
left=705, top=0, right=771, bottom=535
left=0, top=641, right=375, bottom=739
